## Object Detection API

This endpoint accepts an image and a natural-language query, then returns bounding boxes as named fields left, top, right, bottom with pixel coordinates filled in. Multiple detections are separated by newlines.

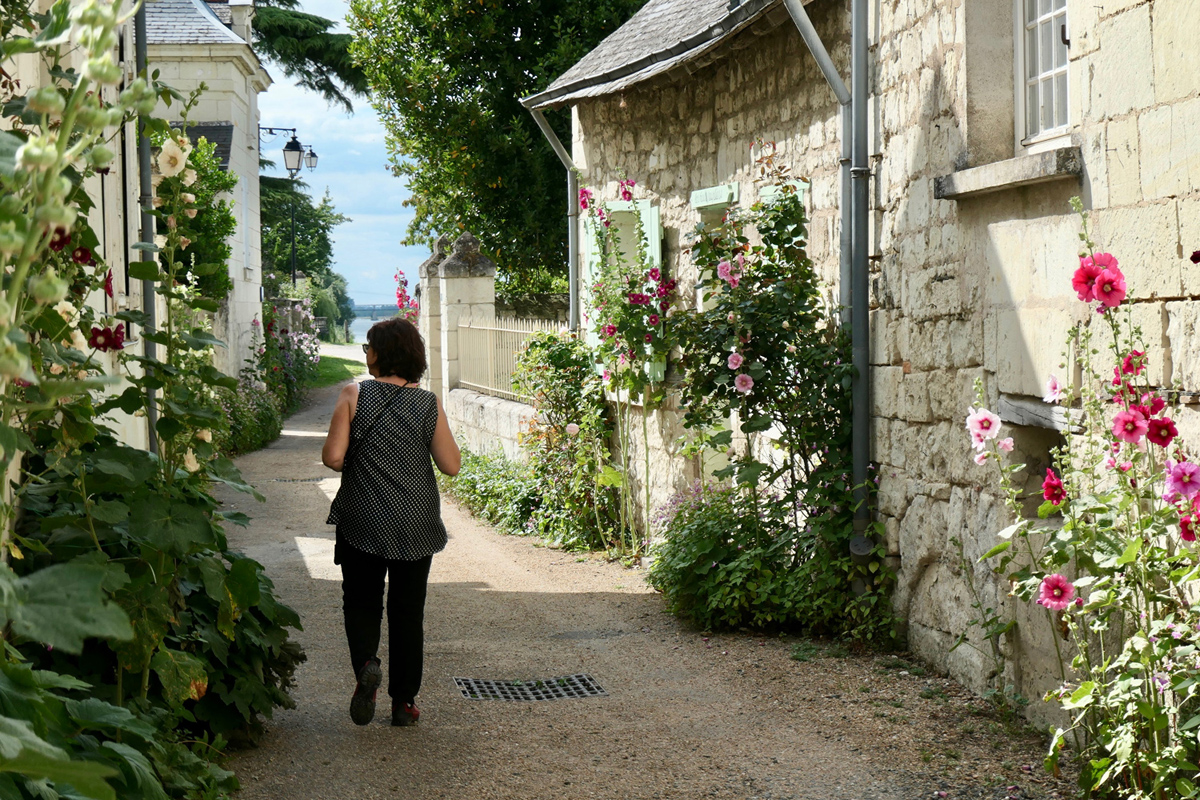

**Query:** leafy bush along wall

left=0, top=5, right=302, bottom=796
left=968, top=202, right=1200, bottom=798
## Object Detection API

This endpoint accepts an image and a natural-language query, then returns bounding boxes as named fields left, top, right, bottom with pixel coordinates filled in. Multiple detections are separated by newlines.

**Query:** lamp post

left=259, top=127, right=317, bottom=286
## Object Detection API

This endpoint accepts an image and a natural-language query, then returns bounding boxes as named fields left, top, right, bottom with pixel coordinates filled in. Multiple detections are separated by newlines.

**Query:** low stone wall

left=445, top=388, right=532, bottom=463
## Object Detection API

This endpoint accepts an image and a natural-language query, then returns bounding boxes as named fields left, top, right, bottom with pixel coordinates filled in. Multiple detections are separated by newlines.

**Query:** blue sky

left=256, top=0, right=426, bottom=307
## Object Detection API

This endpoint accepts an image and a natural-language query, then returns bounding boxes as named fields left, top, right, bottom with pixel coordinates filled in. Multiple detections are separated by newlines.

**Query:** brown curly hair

left=366, top=318, right=427, bottom=382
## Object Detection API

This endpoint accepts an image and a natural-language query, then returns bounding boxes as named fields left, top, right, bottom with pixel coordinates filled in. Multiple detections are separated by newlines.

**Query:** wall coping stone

left=934, top=147, right=1082, bottom=201
left=439, top=232, right=497, bottom=279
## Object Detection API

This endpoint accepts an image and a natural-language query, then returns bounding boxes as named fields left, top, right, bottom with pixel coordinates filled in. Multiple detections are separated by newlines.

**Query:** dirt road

left=219, top=373, right=1070, bottom=800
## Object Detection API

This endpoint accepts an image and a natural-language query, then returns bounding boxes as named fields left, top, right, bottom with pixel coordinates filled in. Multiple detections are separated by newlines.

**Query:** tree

left=252, top=0, right=369, bottom=112
left=259, top=177, right=354, bottom=327
left=348, top=0, right=647, bottom=294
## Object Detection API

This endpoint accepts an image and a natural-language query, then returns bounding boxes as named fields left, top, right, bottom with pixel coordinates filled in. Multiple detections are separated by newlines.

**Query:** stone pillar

left=437, top=232, right=496, bottom=401
left=417, top=236, right=449, bottom=399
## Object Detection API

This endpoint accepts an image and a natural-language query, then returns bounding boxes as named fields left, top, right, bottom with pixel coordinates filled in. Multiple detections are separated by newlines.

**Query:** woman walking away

left=322, top=317, right=461, bottom=727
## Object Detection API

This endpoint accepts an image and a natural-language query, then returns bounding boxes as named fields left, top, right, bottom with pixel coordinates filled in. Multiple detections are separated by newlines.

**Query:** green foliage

left=252, top=0, right=369, bottom=112
left=260, top=179, right=353, bottom=332
left=254, top=301, right=321, bottom=414
left=348, top=0, right=647, bottom=284
left=512, top=332, right=619, bottom=550
left=439, top=450, right=540, bottom=537
left=165, top=135, right=237, bottom=301
left=212, top=381, right=284, bottom=457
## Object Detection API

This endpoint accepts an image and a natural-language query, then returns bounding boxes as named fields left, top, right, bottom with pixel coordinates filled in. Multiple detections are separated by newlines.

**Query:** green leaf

left=34, top=0, right=73, bottom=47
left=1061, top=681, right=1096, bottom=710
left=226, top=558, right=262, bottom=608
left=740, top=414, right=774, bottom=433
left=595, top=465, right=624, bottom=488
left=128, top=497, right=215, bottom=556
left=89, top=500, right=129, bottom=526
left=979, top=542, right=1011, bottom=561
left=0, top=749, right=118, bottom=800
left=0, top=563, right=132, bottom=653
left=1117, top=538, right=1142, bottom=566
left=155, top=416, right=184, bottom=442
left=100, top=741, right=168, bottom=800
left=126, top=261, right=161, bottom=281
left=207, top=457, right=264, bottom=500
left=150, top=648, right=208, bottom=707
left=64, top=698, right=156, bottom=740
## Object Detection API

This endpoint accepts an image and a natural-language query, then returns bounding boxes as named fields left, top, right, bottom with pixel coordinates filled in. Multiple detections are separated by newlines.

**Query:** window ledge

left=934, top=146, right=1082, bottom=201
left=997, top=393, right=1081, bottom=433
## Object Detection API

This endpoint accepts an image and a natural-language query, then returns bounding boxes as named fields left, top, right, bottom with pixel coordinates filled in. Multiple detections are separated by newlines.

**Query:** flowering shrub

left=256, top=299, right=321, bottom=413
left=512, top=331, right=620, bottom=550
left=213, top=378, right=285, bottom=456
left=973, top=199, right=1200, bottom=797
left=395, top=268, right=419, bottom=323
left=580, top=179, right=680, bottom=552
left=665, top=145, right=890, bottom=639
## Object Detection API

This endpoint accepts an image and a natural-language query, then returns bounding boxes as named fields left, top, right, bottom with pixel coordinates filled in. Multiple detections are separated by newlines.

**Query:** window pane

left=1055, top=72, right=1068, bottom=127
left=1040, top=20, right=1053, bottom=73
left=1026, top=0, right=1037, bottom=23
left=1055, top=25, right=1068, bottom=68
left=1054, top=0, right=1065, bottom=9
left=1042, top=77, right=1055, bottom=131
left=1027, top=84, right=1040, bottom=138
left=1039, top=0, right=1051, bottom=17
left=1027, top=27, right=1038, bottom=78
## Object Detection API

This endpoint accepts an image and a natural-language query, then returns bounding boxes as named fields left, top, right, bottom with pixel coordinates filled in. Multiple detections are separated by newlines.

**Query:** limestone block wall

left=568, top=0, right=1200, bottom=713
left=445, top=389, right=531, bottom=464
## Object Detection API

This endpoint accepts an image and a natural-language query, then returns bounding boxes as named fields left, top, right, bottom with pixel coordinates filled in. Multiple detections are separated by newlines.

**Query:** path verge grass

left=313, top=355, right=366, bottom=388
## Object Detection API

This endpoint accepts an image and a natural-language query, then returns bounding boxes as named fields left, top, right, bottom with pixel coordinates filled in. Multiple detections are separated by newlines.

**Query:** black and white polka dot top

left=326, top=380, right=448, bottom=561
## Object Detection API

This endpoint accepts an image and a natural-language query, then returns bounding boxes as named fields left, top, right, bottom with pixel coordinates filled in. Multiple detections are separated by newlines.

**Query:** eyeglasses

left=361, top=344, right=370, bottom=354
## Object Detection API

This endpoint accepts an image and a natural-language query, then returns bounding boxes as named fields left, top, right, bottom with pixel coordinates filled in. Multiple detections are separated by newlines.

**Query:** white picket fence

left=458, top=316, right=566, bottom=403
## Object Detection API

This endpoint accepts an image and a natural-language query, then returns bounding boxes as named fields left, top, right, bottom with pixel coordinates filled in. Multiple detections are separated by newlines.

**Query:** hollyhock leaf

left=1117, top=539, right=1142, bottom=566
left=127, top=260, right=160, bottom=280
left=980, top=541, right=1011, bottom=561
left=1062, top=681, right=1096, bottom=710
left=1038, top=500, right=1057, bottom=519
left=741, top=415, right=773, bottom=433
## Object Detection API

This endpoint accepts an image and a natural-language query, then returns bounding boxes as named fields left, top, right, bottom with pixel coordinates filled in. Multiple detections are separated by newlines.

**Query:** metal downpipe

left=526, top=107, right=580, bottom=332
left=134, top=2, right=158, bottom=455
left=851, top=0, right=871, bottom=532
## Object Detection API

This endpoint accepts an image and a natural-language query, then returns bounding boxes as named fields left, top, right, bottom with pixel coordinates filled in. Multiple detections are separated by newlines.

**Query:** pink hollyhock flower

left=734, top=373, right=754, bottom=394
left=1043, top=468, right=1066, bottom=505
left=648, top=267, right=661, bottom=282
left=998, top=437, right=1014, bottom=452
left=1104, top=456, right=1117, bottom=470
left=717, top=260, right=733, bottom=281
left=602, top=369, right=610, bottom=381
left=1072, top=253, right=1118, bottom=301
left=973, top=451, right=988, bottom=466
left=1112, top=408, right=1149, bottom=444
left=1167, top=460, right=1200, bottom=498
left=1094, top=266, right=1127, bottom=307
left=648, top=314, right=660, bottom=326
left=579, top=188, right=593, bottom=210
left=597, top=207, right=610, bottom=228
left=1181, top=515, right=1196, bottom=543
left=1147, top=417, right=1178, bottom=448
left=603, top=324, right=617, bottom=338
left=735, top=252, right=746, bottom=269
left=727, top=312, right=736, bottom=323
left=1122, top=350, right=1146, bottom=376
left=1142, top=393, right=1167, bottom=416
left=729, top=276, right=740, bottom=289
left=1043, top=374, right=1066, bottom=404
left=1038, top=574, right=1075, bottom=610
left=565, top=423, right=580, bottom=436
left=727, top=352, right=744, bottom=370
left=1119, top=461, right=1133, bottom=472
left=619, top=179, right=636, bottom=201
left=965, top=407, right=1002, bottom=450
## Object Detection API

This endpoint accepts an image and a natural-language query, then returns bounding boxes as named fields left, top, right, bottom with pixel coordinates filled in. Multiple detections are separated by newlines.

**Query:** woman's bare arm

left=321, top=382, right=359, bottom=471
left=430, top=394, right=461, bottom=476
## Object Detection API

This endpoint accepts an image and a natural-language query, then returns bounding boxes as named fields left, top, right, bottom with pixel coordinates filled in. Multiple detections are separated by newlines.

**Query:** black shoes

left=391, top=700, right=420, bottom=727
left=349, top=658, right=382, bottom=725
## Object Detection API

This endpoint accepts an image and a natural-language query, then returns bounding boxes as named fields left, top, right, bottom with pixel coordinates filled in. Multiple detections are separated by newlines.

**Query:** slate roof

left=173, top=122, right=234, bottom=170
left=146, top=0, right=245, bottom=45
left=523, top=0, right=790, bottom=110
left=204, top=0, right=233, bottom=26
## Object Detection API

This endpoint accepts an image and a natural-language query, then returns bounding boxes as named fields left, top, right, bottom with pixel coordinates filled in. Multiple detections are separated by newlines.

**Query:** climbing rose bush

left=972, top=200, right=1200, bottom=798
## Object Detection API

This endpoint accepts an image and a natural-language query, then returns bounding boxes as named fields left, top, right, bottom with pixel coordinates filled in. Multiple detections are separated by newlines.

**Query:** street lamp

left=259, top=127, right=318, bottom=286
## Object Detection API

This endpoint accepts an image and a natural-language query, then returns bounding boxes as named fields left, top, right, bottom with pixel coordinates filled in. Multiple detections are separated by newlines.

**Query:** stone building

left=147, top=0, right=271, bottom=376
left=517, top=0, right=1200, bottom=709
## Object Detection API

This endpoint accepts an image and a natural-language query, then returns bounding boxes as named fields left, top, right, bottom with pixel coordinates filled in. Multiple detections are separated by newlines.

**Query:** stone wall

left=568, top=0, right=1200, bottom=714
left=445, top=389, right=531, bottom=463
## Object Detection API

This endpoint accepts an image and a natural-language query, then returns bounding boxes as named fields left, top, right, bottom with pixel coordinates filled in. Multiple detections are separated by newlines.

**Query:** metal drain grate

left=453, top=674, right=607, bottom=702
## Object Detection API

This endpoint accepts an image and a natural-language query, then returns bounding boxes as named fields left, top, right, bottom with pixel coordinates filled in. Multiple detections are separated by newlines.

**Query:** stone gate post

left=437, top=232, right=496, bottom=401
left=417, top=236, right=449, bottom=399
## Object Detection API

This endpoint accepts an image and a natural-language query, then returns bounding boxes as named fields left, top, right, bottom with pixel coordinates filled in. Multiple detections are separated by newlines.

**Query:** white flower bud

left=35, top=204, right=75, bottom=229
left=29, top=270, right=68, bottom=304
left=83, top=56, right=122, bottom=86
left=89, top=144, right=115, bottom=168
left=16, top=142, right=56, bottom=171
left=196, top=429, right=212, bottom=443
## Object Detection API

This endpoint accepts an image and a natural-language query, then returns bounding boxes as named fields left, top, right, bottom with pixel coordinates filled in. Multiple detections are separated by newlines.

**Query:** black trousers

left=339, top=543, right=434, bottom=703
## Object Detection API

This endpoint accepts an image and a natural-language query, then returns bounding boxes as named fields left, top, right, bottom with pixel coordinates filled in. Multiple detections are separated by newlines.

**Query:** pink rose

left=565, top=423, right=580, bottom=436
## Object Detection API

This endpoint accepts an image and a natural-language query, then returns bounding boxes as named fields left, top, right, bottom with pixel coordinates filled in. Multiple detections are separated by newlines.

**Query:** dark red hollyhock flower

left=1042, top=468, right=1066, bottom=505
left=104, top=269, right=113, bottom=298
left=88, top=323, right=125, bottom=352
left=71, top=247, right=93, bottom=266
left=659, top=299, right=670, bottom=312
left=1147, top=416, right=1178, bottom=448
left=49, top=228, right=70, bottom=252
left=1182, top=515, right=1196, bottom=543
left=1191, top=250, right=1200, bottom=265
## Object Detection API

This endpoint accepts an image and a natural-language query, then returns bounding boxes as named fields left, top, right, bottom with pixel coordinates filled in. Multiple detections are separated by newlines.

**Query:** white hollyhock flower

left=157, top=138, right=187, bottom=178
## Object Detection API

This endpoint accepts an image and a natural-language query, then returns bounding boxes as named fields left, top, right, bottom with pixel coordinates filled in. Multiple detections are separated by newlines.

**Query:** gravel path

left=218, top=378, right=1076, bottom=800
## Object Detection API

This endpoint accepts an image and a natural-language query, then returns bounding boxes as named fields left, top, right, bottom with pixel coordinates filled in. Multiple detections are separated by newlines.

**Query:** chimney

left=229, top=0, right=254, bottom=43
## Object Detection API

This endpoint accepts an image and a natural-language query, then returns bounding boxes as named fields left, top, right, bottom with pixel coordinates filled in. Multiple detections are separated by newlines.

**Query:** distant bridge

left=352, top=305, right=400, bottom=320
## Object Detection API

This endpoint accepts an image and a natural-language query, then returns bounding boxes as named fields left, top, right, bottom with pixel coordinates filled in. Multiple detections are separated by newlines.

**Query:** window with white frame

left=1017, top=0, right=1069, bottom=145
